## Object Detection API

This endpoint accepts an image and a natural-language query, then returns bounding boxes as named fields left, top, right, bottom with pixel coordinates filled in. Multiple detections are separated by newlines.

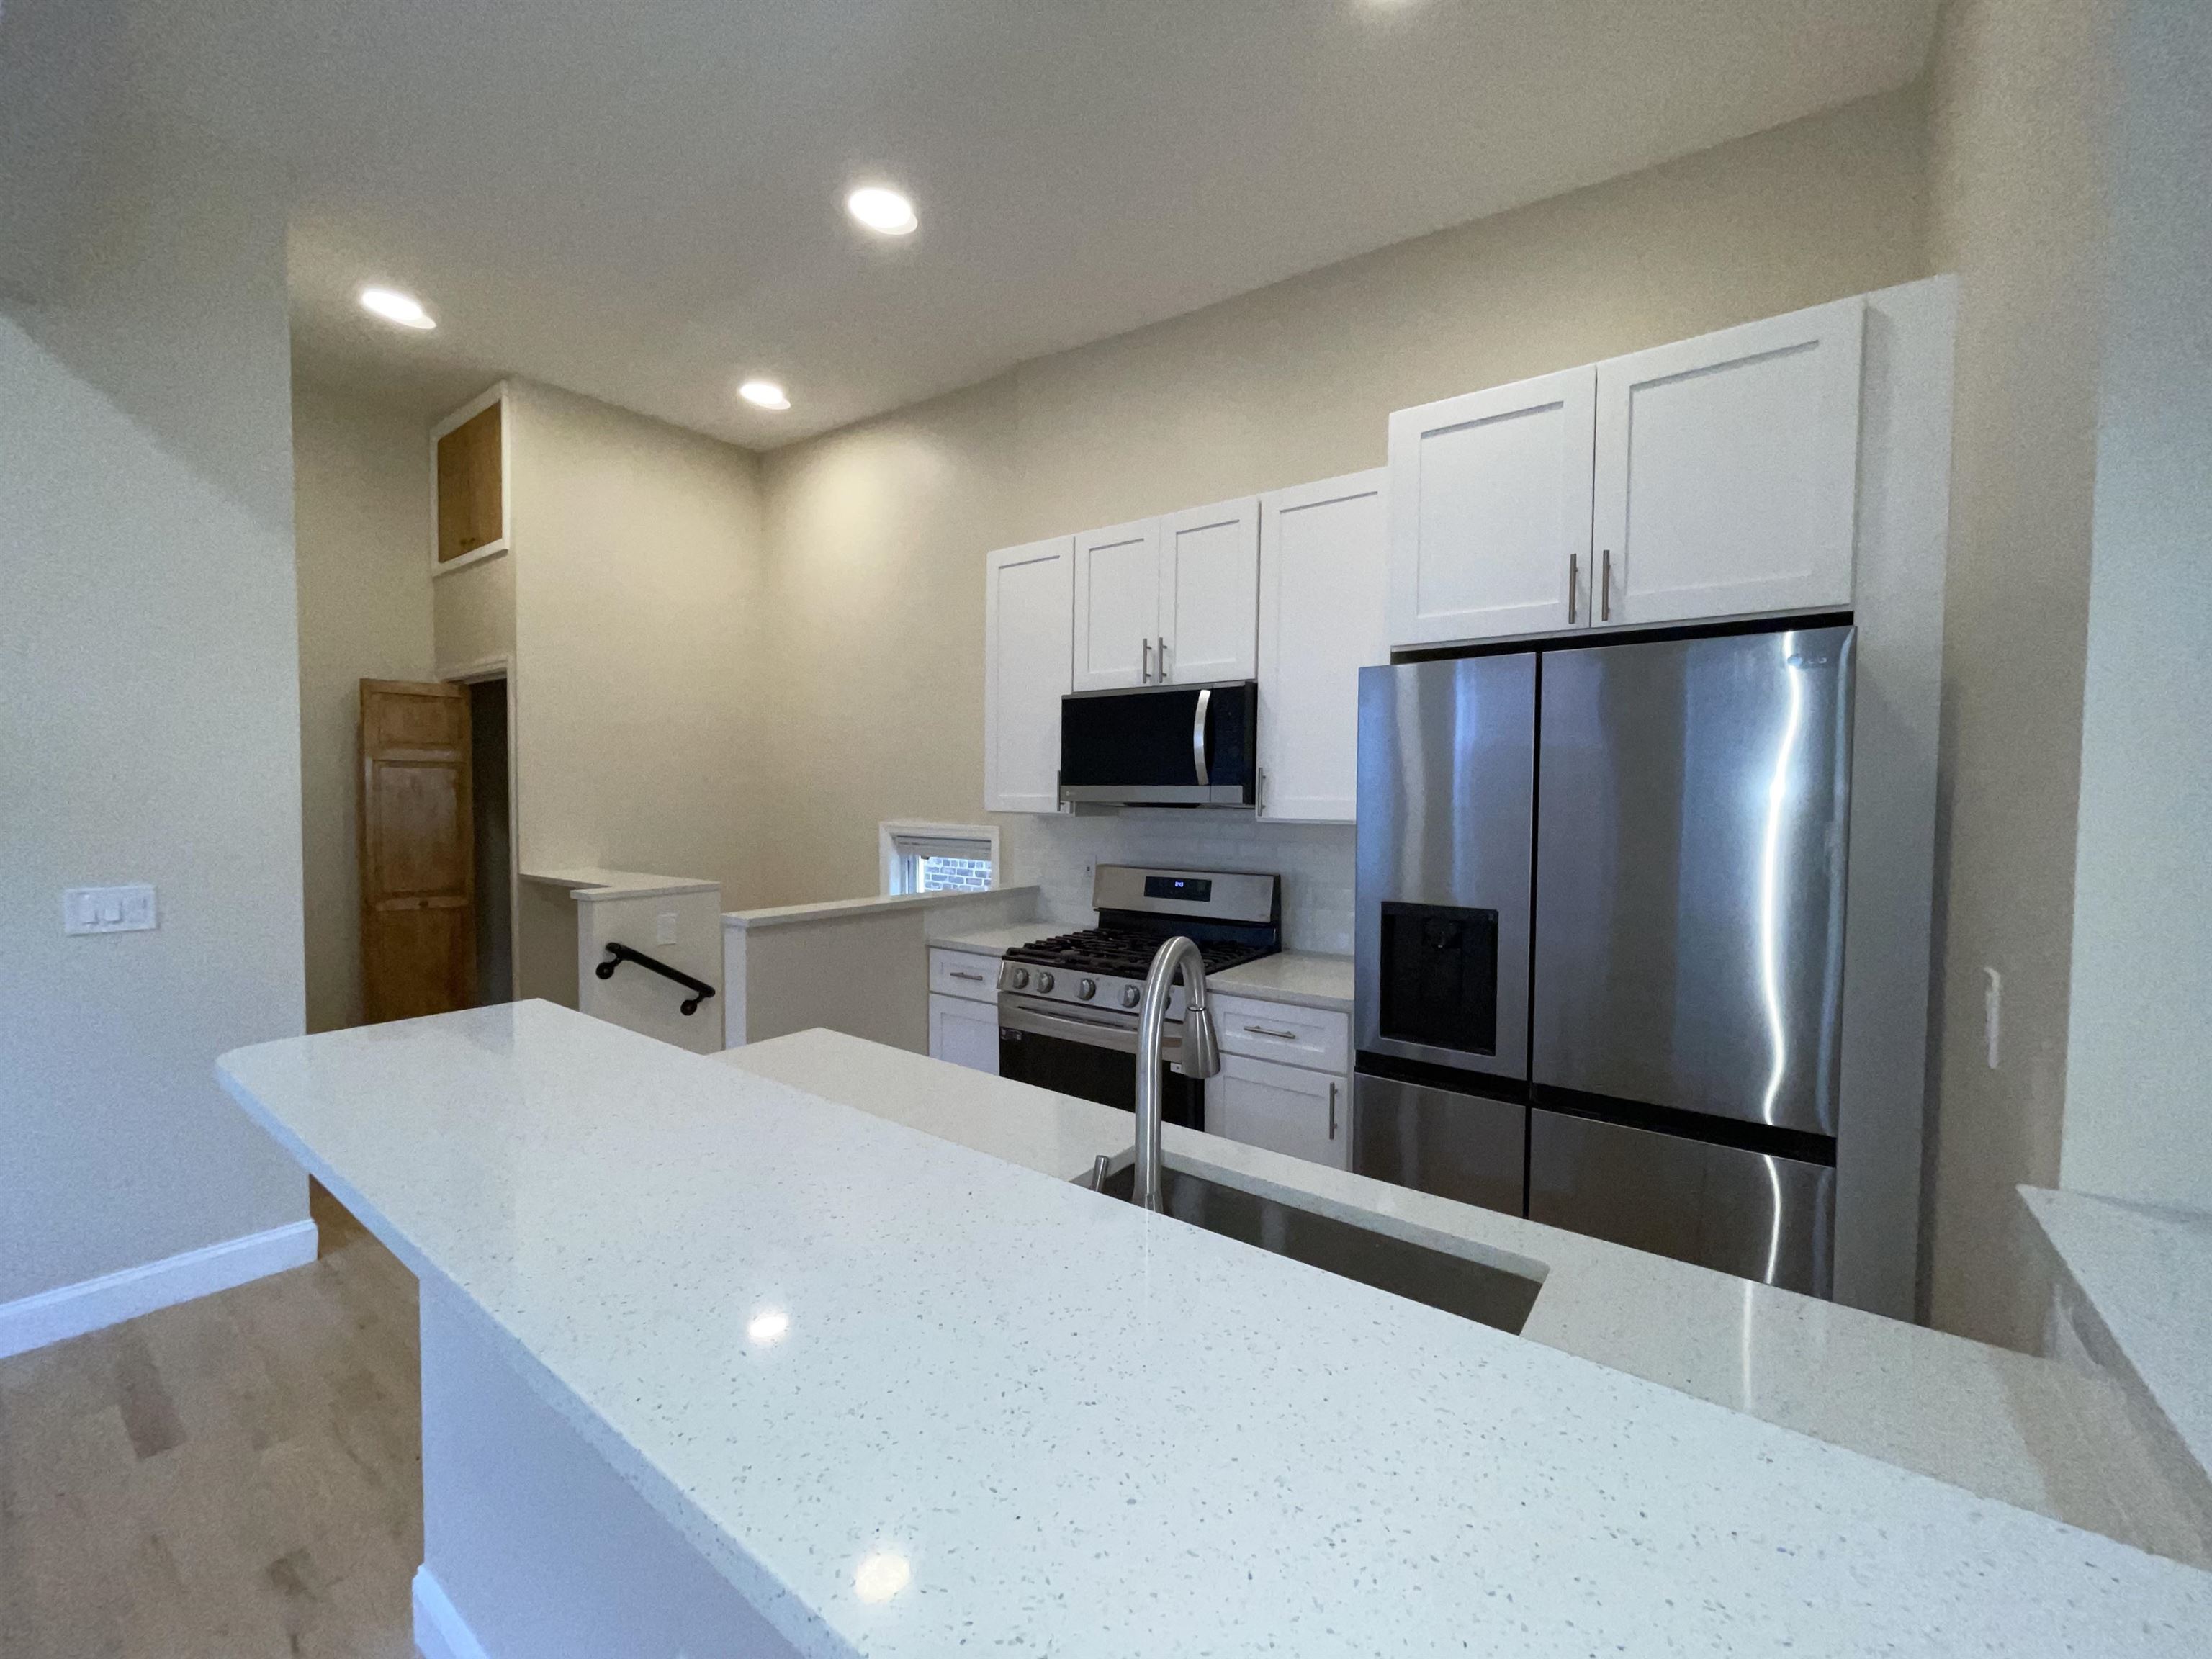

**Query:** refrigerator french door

left=1354, top=624, right=1855, bottom=1297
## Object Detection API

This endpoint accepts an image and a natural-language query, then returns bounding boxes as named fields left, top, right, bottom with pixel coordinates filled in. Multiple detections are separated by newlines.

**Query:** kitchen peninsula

left=217, top=1004, right=2212, bottom=1658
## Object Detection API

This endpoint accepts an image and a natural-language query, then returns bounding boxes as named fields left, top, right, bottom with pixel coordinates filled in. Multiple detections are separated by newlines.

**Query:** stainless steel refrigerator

left=1352, top=624, right=1853, bottom=1295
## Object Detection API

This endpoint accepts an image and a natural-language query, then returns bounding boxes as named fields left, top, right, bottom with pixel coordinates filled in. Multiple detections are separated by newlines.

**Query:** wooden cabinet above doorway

left=433, top=389, right=509, bottom=572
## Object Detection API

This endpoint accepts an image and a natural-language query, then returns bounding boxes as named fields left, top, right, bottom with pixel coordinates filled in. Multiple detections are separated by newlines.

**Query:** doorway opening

left=467, top=676, right=513, bottom=1006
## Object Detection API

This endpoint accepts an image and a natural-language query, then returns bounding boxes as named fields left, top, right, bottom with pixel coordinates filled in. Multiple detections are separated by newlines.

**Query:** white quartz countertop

left=1209, top=949, right=1354, bottom=1010
left=218, top=1004, right=2212, bottom=1658
left=728, top=886, right=1040, bottom=931
left=521, top=866, right=721, bottom=901
left=2024, top=1187, right=2212, bottom=1488
left=925, top=923, right=1052, bottom=957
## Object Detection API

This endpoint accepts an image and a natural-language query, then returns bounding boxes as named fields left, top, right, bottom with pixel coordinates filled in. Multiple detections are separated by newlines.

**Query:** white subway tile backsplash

left=994, top=811, right=1354, bottom=955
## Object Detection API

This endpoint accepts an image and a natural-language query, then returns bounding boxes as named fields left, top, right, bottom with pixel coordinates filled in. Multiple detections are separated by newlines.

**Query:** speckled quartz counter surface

left=1208, top=949, right=1353, bottom=1010
left=2024, top=1187, right=2212, bottom=1512
left=220, top=1004, right=2212, bottom=1658
left=728, top=1033, right=2211, bottom=1565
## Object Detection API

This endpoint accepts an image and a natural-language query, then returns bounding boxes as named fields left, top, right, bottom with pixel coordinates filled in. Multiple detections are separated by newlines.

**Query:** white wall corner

left=0, top=1220, right=318, bottom=1360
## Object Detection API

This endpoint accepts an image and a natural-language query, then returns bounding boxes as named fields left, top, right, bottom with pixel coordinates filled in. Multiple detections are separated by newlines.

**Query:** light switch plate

left=655, top=911, right=680, bottom=945
left=64, top=884, right=158, bottom=935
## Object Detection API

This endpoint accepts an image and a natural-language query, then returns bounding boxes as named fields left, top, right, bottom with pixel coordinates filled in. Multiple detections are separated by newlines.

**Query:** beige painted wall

left=506, top=379, right=766, bottom=889
left=752, top=87, right=1932, bottom=907
left=1, top=123, right=308, bottom=1303
left=292, top=379, right=436, bottom=1033
left=1920, top=0, right=2118, bottom=1347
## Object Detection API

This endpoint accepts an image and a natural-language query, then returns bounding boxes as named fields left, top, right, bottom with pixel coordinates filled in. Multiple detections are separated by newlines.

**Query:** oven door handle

left=998, top=998, right=1184, bottom=1060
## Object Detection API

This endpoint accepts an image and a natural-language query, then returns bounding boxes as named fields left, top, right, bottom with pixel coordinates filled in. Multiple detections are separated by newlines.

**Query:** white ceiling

left=224, top=1, right=1937, bottom=447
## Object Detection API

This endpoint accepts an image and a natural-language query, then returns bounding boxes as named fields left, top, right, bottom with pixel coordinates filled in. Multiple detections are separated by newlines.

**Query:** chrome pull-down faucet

left=1133, top=935, right=1220, bottom=1212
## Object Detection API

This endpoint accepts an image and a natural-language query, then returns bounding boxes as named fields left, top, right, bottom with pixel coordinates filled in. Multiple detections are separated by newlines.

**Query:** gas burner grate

left=1004, top=929, right=1274, bottom=978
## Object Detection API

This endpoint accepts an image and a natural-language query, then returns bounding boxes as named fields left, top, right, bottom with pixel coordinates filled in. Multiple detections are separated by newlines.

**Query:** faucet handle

left=1177, top=1004, right=1223, bottom=1079
left=1088, top=1154, right=1112, bottom=1192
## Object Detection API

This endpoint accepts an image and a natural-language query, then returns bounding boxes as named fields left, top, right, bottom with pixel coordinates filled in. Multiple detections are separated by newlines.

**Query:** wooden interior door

left=359, top=679, right=475, bottom=1022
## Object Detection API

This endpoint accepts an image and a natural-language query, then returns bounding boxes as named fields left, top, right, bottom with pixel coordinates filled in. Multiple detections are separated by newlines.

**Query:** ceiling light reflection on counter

left=739, top=379, right=791, bottom=410
left=845, top=185, right=917, bottom=236
left=359, top=287, right=436, bottom=330
left=747, top=1308, right=791, bottom=1346
left=853, top=1550, right=912, bottom=1603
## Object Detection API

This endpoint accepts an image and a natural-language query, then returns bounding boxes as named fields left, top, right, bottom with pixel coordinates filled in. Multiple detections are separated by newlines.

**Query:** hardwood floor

left=0, top=1184, right=421, bottom=1658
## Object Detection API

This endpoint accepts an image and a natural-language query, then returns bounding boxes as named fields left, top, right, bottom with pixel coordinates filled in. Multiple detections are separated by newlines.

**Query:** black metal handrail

left=596, top=943, right=717, bottom=1017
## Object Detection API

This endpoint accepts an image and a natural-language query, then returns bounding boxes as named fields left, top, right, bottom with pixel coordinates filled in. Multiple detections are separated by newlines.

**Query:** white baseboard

left=0, top=1218, right=318, bottom=1359
left=413, top=1566, right=493, bottom=1659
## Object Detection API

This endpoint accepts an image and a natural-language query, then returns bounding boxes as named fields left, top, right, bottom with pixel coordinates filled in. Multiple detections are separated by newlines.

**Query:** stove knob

left=1076, top=977, right=1097, bottom=1001
left=1035, top=971, right=1056, bottom=994
left=1120, top=984, right=1141, bottom=1010
left=1007, top=966, right=1029, bottom=991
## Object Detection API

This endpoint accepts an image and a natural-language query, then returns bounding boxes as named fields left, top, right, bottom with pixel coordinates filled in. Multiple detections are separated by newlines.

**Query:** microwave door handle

left=1191, top=686, right=1212, bottom=785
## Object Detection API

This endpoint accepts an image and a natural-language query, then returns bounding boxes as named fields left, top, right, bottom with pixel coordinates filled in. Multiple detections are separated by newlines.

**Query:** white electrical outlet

left=64, top=884, right=158, bottom=935
left=655, top=911, right=680, bottom=945
left=1982, top=967, right=2002, bottom=1069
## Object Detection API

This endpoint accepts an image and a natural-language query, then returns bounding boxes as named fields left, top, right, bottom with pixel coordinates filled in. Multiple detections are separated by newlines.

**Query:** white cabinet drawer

left=929, top=948, right=999, bottom=1003
left=1210, top=994, right=1349, bottom=1073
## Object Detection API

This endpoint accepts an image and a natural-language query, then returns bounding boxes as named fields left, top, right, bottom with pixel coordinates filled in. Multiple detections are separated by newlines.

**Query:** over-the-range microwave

left=1058, top=680, right=1258, bottom=809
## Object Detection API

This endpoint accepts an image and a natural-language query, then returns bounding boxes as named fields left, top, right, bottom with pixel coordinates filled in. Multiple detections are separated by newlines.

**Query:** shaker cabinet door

left=1593, top=297, right=1862, bottom=627
left=929, top=993, right=1002, bottom=1075
left=1256, top=469, right=1388, bottom=823
left=983, top=536, right=1074, bottom=814
left=1208, top=1052, right=1349, bottom=1171
left=1071, top=518, right=1162, bottom=691
left=1387, top=365, right=1595, bottom=647
left=1160, top=496, right=1259, bottom=683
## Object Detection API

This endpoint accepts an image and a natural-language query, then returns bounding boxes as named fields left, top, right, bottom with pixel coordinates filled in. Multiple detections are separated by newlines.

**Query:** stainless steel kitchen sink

left=1089, top=1161, right=1542, bottom=1335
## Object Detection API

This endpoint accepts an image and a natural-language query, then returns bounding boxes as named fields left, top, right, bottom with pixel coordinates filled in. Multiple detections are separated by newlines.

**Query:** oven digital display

left=1144, top=876, right=1211, bottom=902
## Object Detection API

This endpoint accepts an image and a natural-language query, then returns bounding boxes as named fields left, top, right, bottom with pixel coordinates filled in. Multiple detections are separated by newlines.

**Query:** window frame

left=878, top=820, right=1002, bottom=898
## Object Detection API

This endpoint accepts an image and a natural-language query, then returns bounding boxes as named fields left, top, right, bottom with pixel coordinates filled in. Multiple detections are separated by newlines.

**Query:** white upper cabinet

left=1388, top=365, right=1596, bottom=647
left=1593, top=297, right=1863, bottom=627
left=1159, top=497, right=1259, bottom=683
left=1071, top=519, right=1161, bottom=691
left=984, top=536, right=1073, bottom=814
left=1256, top=469, right=1388, bottom=823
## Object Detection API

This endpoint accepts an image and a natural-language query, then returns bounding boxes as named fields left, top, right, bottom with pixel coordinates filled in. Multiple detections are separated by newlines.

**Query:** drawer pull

left=949, top=969, right=986, bottom=982
left=1328, top=1080, right=1339, bottom=1141
left=1244, top=1023, right=1300, bottom=1041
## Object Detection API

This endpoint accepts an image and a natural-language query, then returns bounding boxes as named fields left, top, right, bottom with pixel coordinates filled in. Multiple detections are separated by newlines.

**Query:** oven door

left=997, top=999, right=1204, bottom=1128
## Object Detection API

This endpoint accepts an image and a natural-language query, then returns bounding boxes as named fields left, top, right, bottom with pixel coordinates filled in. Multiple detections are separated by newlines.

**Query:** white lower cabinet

left=1208, top=1050, right=1350, bottom=1172
left=928, top=992, right=1000, bottom=1075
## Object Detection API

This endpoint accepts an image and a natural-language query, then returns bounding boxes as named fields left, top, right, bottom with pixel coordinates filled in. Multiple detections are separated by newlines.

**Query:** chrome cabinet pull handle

left=1601, top=549, right=1613, bottom=621
left=1244, top=1023, right=1299, bottom=1040
left=1158, top=634, right=1170, bottom=681
left=1141, top=637, right=1152, bottom=683
left=1256, top=765, right=1267, bottom=817
left=1568, top=552, right=1579, bottom=624
left=1328, top=1080, right=1339, bottom=1140
left=949, top=969, right=985, bottom=982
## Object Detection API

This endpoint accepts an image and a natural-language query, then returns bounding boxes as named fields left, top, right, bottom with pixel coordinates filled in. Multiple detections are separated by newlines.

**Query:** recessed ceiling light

left=739, top=379, right=791, bottom=410
left=359, top=287, right=436, bottom=331
left=845, top=185, right=917, bottom=236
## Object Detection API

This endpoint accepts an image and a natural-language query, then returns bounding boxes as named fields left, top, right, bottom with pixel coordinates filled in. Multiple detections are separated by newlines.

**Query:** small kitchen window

left=880, top=822, right=1000, bottom=897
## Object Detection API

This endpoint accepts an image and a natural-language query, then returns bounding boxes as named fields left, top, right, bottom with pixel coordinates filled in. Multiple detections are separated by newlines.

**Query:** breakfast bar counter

left=218, top=1002, right=2212, bottom=1658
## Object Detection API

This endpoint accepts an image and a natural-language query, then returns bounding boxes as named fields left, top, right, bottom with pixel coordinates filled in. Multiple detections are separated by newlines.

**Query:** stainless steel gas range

left=994, top=865, right=1280, bottom=1128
